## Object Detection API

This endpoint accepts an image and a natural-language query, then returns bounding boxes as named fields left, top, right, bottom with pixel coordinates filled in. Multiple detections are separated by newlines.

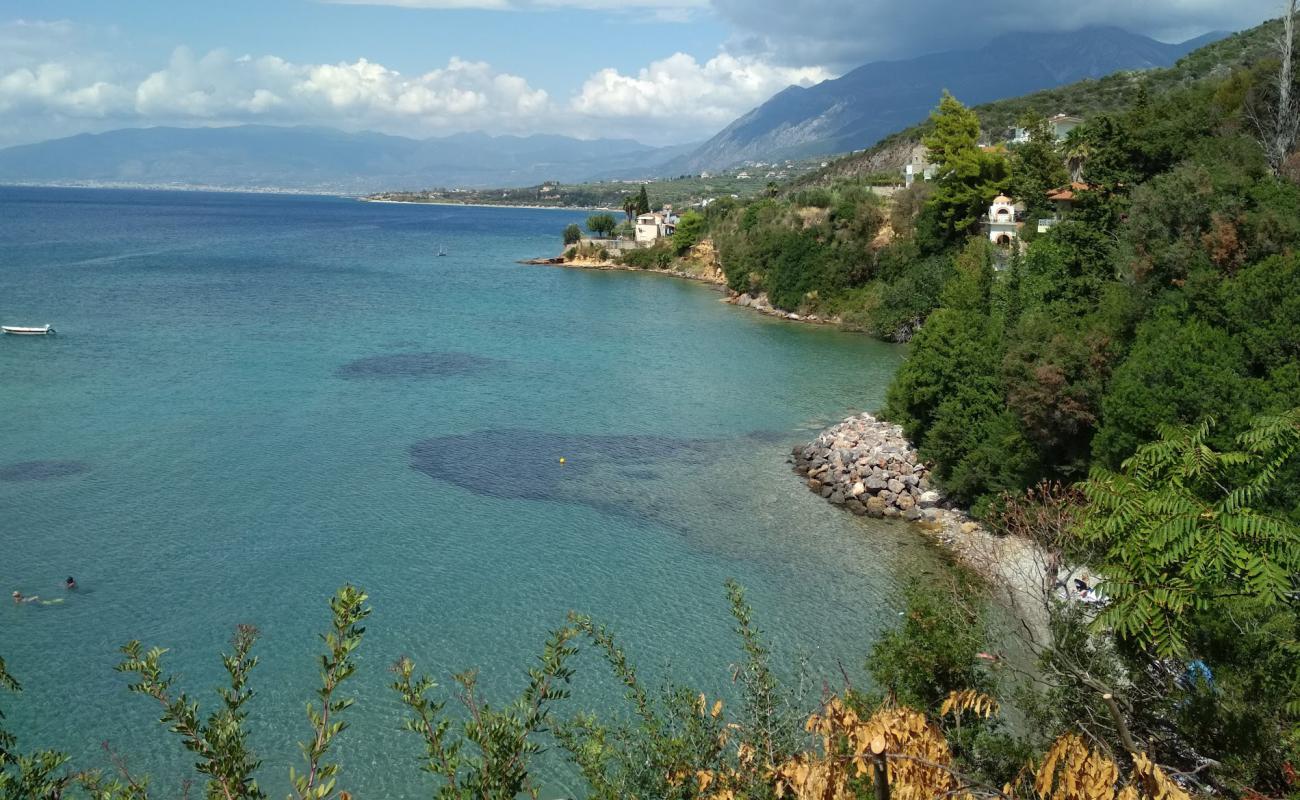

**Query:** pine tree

left=920, top=92, right=1010, bottom=248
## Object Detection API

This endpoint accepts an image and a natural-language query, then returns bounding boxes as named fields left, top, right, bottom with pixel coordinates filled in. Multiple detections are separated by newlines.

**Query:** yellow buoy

left=559, top=457, right=566, bottom=464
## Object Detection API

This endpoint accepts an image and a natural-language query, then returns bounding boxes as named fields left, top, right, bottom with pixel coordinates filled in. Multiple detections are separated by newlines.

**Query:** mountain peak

left=670, top=26, right=1226, bottom=174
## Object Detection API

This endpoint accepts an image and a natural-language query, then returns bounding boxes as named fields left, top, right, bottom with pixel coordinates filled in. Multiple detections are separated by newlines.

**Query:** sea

left=0, top=187, right=952, bottom=797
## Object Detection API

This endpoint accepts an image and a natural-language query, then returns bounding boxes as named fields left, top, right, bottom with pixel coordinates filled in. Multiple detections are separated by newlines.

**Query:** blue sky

left=0, top=0, right=1285, bottom=149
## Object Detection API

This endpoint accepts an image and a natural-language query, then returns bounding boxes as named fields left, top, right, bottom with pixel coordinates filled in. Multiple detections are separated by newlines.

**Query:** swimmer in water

left=65, top=576, right=77, bottom=590
left=12, top=590, right=39, bottom=605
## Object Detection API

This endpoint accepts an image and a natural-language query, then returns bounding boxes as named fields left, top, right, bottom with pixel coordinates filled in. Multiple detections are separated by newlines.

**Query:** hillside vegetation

left=585, top=16, right=1300, bottom=793
left=799, top=19, right=1288, bottom=187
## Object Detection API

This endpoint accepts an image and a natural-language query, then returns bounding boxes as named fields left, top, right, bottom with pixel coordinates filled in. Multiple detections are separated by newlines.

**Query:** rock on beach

left=791, top=412, right=979, bottom=543
left=793, top=411, right=1055, bottom=639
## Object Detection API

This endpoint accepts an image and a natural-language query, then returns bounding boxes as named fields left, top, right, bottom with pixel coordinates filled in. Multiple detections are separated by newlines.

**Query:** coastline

left=794, top=412, right=1052, bottom=636
left=521, top=250, right=844, bottom=327
left=361, top=197, right=616, bottom=212
left=527, top=242, right=1050, bottom=631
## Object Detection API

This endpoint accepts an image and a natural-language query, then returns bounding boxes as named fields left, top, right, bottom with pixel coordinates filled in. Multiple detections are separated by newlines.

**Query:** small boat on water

left=2, top=324, right=55, bottom=335
left=437, top=244, right=448, bottom=257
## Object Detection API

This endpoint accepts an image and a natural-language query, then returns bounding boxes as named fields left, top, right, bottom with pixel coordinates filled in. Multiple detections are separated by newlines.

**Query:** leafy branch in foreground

left=391, top=624, right=580, bottom=799
left=116, top=585, right=371, bottom=800
left=117, top=624, right=265, bottom=800
left=1077, top=409, right=1300, bottom=660
left=0, top=656, right=74, bottom=800
left=560, top=614, right=732, bottom=800
left=290, top=584, right=370, bottom=800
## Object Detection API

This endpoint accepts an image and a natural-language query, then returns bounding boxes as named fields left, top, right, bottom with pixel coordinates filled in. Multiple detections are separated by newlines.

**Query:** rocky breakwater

left=795, top=412, right=1054, bottom=638
left=792, top=413, right=942, bottom=522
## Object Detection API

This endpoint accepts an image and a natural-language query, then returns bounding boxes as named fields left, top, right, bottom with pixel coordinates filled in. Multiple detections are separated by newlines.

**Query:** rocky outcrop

left=792, top=412, right=940, bottom=522
left=794, top=412, right=1054, bottom=635
left=728, top=292, right=836, bottom=325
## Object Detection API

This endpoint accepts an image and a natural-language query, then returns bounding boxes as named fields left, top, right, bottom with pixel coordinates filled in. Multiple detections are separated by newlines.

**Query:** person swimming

left=65, top=576, right=77, bottom=590
left=12, top=590, right=38, bottom=605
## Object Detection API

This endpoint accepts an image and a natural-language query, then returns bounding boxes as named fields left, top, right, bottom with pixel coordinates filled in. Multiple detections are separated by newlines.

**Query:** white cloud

left=0, top=42, right=553, bottom=145
left=0, top=17, right=834, bottom=147
left=570, top=52, right=831, bottom=132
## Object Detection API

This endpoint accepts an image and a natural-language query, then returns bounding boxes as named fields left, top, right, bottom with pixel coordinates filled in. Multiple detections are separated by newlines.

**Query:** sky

left=0, top=0, right=1289, bottom=149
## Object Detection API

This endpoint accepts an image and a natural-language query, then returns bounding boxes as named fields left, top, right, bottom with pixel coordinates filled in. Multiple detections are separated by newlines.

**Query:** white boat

left=437, top=244, right=448, bottom=257
left=2, top=324, right=55, bottom=335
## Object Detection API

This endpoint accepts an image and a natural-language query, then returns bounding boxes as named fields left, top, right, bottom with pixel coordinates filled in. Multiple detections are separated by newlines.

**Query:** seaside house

left=1012, top=113, right=1084, bottom=143
left=635, top=205, right=680, bottom=245
left=984, top=194, right=1022, bottom=247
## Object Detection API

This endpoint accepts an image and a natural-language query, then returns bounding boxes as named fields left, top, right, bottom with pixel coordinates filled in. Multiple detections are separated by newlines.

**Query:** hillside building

left=635, top=205, right=680, bottom=244
left=903, top=144, right=936, bottom=188
left=1012, top=113, right=1084, bottom=143
left=984, top=194, right=1021, bottom=247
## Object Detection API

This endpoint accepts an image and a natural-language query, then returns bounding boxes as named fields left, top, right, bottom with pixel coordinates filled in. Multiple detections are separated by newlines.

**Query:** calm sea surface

left=0, top=187, right=949, bottom=796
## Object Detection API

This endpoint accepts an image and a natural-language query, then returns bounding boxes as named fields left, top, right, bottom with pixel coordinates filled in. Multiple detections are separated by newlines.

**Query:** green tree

left=865, top=578, right=992, bottom=713
left=563, top=223, right=582, bottom=245
left=1010, top=114, right=1070, bottom=220
left=635, top=185, right=651, bottom=216
left=1092, top=313, right=1254, bottom=467
left=586, top=213, right=617, bottom=239
left=671, top=211, right=706, bottom=254
left=1077, top=410, right=1300, bottom=665
left=920, top=92, right=1011, bottom=249
left=114, top=585, right=372, bottom=800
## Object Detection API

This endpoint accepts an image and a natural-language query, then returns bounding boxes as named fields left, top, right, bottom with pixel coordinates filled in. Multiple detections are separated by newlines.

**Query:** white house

left=635, top=205, right=680, bottom=245
left=903, top=144, right=937, bottom=188
left=1012, top=113, right=1084, bottom=143
left=984, top=195, right=1020, bottom=246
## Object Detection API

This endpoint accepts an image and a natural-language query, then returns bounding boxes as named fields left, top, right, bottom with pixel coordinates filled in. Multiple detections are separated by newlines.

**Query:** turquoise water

left=0, top=187, right=948, bottom=797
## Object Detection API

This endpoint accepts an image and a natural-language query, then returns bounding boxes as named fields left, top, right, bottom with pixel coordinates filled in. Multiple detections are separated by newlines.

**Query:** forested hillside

left=799, top=19, right=1288, bottom=188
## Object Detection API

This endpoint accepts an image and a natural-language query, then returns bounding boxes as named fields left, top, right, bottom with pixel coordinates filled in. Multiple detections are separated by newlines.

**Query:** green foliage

left=0, top=656, right=74, bottom=800
left=635, top=185, right=651, bottom=216
left=920, top=93, right=1011, bottom=249
left=586, top=213, right=617, bottom=238
left=117, top=625, right=266, bottom=800
left=884, top=308, right=1000, bottom=437
left=1078, top=411, right=1300, bottom=663
left=1009, top=114, right=1069, bottom=218
left=865, top=578, right=992, bottom=714
left=1092, top=314, right=1253, bottom=467
left=114, top=585, right=371, bottom=800
left=618, top=242, right=674, bottom=270
left=670, top=210, right=706, bottom=254
left=562, top=223, right=582, bottom=245
left=392, top=626, right=580, bottom=799
left=558, top=580, right=803, bottom=800
left=291, top=585, right=370, bottom=800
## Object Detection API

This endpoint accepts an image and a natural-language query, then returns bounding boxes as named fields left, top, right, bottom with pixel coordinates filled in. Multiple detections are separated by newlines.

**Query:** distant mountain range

left=667, top=27, right=1227, bottom=174
left=0, top=27, right=1231, bottom=192
left=0, top=126, right=697, bottom=192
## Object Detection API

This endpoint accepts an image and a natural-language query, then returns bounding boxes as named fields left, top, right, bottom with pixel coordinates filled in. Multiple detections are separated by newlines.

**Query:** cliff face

left=668, top=28, right=1223, bottom=174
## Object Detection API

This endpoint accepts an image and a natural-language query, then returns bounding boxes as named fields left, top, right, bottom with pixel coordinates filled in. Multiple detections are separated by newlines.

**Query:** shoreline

left=794, top=413, right=1052, bottom=636
left=521, top=255, right=844, bottom=327
left=362, top=197, right=616, bottom=212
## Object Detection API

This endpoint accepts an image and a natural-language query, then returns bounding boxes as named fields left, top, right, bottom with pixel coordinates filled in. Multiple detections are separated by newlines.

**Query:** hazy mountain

left=669, top=27, right=1227, bottom=173
left=0, top=126, right=690, bottom=192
